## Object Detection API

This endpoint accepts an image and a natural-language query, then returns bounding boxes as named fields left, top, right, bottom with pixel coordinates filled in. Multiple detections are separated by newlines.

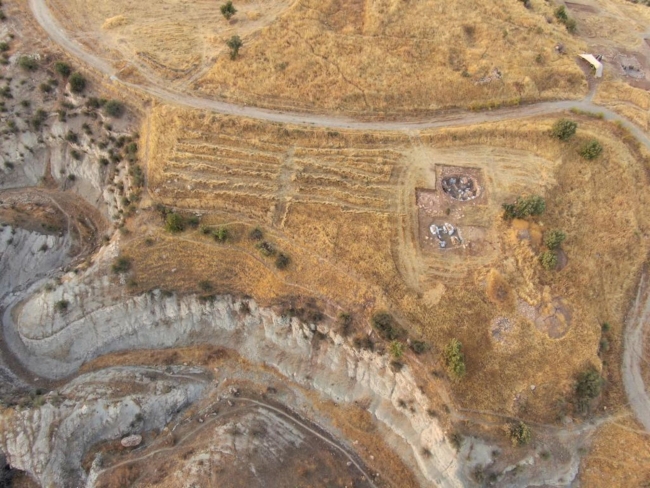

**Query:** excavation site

left=1, top=0, right=650, bottom=486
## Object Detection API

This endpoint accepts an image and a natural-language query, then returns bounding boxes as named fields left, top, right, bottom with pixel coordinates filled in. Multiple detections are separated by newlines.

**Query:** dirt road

left=623, top=273, right=650, bottom=431
left=26, top=0, right=650, bottom=435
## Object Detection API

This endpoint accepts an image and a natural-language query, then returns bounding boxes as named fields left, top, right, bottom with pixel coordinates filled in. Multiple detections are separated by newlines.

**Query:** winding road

left=25, top=0, right=650, bottom=434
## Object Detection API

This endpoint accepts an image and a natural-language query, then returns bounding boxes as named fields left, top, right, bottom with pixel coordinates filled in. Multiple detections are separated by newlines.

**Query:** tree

left=221, top=1, right=237, bottom=20
left=226, top=35, right=243, bottom=60
left=18, top=56, right=38, bottom=71
left=539, top=250, right=558, bottom=270
left=54, top=61, right=71, bottom=77
left=213, top=226, right=229, bottom=242
left=576, top=368, right=603, bottom=400
left=389, top=341, right=404, bottom=359
left=103, top=100, right=125, bottom=118
left=502, top=195, right=546, bottom=220
left=275, top=252, right=290, bottom=269
left=579, top=140, right=603, bottom=160
left=371, top=311, right=404, bottom=340
left=165, top=213, right=185, bottom=233
left=112, top=256, right=132, bottom=274
left=69, top=72, right=86, bottom=93
left=443, top=338, right=466, bottom=380
left=550, top=119, right=577, bottom=141
left=544, top=229, right=566, bottom=250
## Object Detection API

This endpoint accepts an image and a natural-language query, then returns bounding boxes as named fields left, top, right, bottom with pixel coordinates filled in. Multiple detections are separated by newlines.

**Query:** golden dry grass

left=197, top=0, right=586, bottom=113
left=137, top=105, right=650, bottom=425
left=581, top=417, right=650, bottom=487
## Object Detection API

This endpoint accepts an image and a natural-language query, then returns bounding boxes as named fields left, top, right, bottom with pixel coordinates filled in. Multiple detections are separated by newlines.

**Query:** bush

left=502, top=195, right=546, bottom=220
left=112, top=256, right=132, bottom=274
left=389, top=341, right=404, bottom=359
left=256, top=241, right=276, bottom=256
left=249, top=227, right=263, bottom=240
left=539, top=250, right=558, bottom=270
left=550, top=119, right=577, bottom=141
left=338, top=312, right=353, bottom=336
left=443, top=338, right=466, bottom=380
left=213, top=226, right=228, bottom=242
left=103, top=100, right=125, bottom=118
left=68, top=72, right=86, bottom=93
left=198, top=280, right=213, bottom=292
left=509, top=422, right=532, bottom=446
left=226, top=35, right=243, bottom=60
left=18, top=56, right=38, bottom=71
left=579, top=140, right=603, bottom=160
left=165, top=213, right=185, bottom=233
left=65, top=130, right=78, bottom=143
left=410, top=340, right=429, bottom=355
left=275, top=252, right=290, bottom=269
left=54, top=299, right=69, bottom=312
left=544, top=229, right=566, bottom=250
left=221, top=1, right=237, bottom=20
left=371, top=311, right=404, bottom=340
left=576, top=368, right=603, bottom=401
left=0, top=42, right=9, bottom=52
left=54, top=62, right=71, bottom=77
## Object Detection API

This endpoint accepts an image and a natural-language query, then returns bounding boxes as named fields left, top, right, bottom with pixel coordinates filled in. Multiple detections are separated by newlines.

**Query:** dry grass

left=197, top=0, right=586, bottom=114
left=138, top=105, right=650, bottom=425
left=580, top=417, right=650, bottom=487
left=594, top=81, right=650, bottom=130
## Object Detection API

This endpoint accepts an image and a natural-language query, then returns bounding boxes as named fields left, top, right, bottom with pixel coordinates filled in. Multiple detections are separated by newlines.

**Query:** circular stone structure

left=441, top=176, right=480, bottom=201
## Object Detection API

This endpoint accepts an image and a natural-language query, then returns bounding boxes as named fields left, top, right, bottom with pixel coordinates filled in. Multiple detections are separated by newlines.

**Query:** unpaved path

left=26, top=0, right=650, bottom=435
left=26, top=0, right=650, bottom=151
left=623, top=273, right=650, bottom=431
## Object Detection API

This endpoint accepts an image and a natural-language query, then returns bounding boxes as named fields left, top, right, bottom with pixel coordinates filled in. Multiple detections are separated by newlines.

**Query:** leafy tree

left=579, top=140, right=603, bottom=160
left=443, top=338, right=466, bottom=380
left=576, top=368, right=603, bottom=400
left=103, top=100, right=125, bottom=118
left=69, top=72, right=86, bottom=93
left=550, top=119, right=577, bottom=141
left=226, top=35, right=243, bottom=60
left=54, top=62, right=71, bottom=77
left=539, top=250, right=558, bottom=270
left=371, top=311, right=404, bottom=340
left=544, top=229, right=566, bottom=250
left=165, top=213, right=185, bottom=233
left=221, top=1, right=237, bottom=20
left=213, top=226, right=229, bottom=242
left=509, top=422, right=532, bottom=446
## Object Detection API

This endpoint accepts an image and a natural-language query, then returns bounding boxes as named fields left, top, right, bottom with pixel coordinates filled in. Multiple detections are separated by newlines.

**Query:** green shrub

left=18, top=56, right=38, bottom=71
left=54, top=62, right=71, bottom=77
left=54, top=299, right=69, bottom=312
left=539, top=250, right=558, bottom=270
left=249, top=227, right=263, bottom=240
left=65, top=130, right=78, bottom=143
left=256, top=241, right=276, bottom=256
left=0, top=42, right=9, bottom=52
left=68, top=72, right=86, bottom=93
left=509, top=422, right=532, bottom=446
left=221, top=1, right=237, bottom=19
left=112, top=256, right=132, bottom=274
left=544, top=229, right=566, bottom=250
left=186, top=215, right=200, bottom=228
left=103, top=100, right=125, bottom=118
left=213, top=226, right=229, bottom=242
left=389, top=341, right=404, bottom=359
left=579, top=140, right=603, bottom=160
left=550, top=119, right=577, bottom=141
left=226, top=35, right=243, bottom=60
left=443, top=338, right=466, bottom=380
left=555, top=6, right=568, bottom=21
left=275, top=252, right=290, bottom=269
left=576, top=368, right=603, bottom=401
left=165, top=213, right=185, bottom=233
left=502, top=195, right=546, bottom=220
left=198, top=280, right=213, bottom=292
left=371, top=311, right=404, bottom=340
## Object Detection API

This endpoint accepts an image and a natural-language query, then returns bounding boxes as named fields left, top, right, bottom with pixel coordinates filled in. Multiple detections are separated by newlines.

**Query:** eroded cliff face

left=0, top=366, right=207, bottom=487
left=6, top=267, right=464, bottom=486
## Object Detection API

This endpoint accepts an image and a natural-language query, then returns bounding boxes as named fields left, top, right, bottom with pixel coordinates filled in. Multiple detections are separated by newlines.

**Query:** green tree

left=226, top=35, right=243, bottom=60
left=443, top=338, right=466, bottom=380
left=502, top=195, right=546, bottom=220
left=221, top=1, right=237, bottom=20
left=579, top=140, right=603, bottom=160
left=544, top=229, right=566, bottom=250
left=550, top=119, right=577, bottom=141
left=576, top=368, right=603, bottom=400
left=539, top=250, right=558, bottom=270
left=165, top=213, right=185, bottom=233
left=213, top=226, right=229, bottom=242
left=371, top=311, right=404, bottom=340
left=389, top=341, right=404, bottom=359
left=69, top=72, right=86, bottom=93
left=54, top=61, right=71, bottom=77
